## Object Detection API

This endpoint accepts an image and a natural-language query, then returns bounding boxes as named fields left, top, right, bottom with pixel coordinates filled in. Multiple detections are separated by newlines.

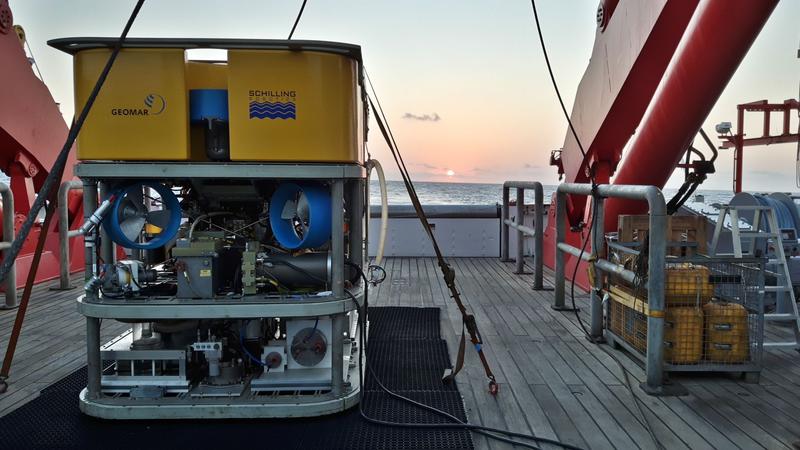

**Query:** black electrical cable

left=530, top=0, right=587, bottom=161
left=530, top=0, right=597, bottom=333
left=667, top=129, right=716, bottom=215
left=287, top=0, right=308, bottom=39
left=0, top=0, right=146, bottom=285
left=344, top=264, right=582, bottom=450
left=529, top=2, right=663, bottom=448
left=697, top=128, right=719, bottom=163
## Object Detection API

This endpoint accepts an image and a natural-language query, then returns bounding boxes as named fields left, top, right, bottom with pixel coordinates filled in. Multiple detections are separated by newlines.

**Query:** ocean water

left=370, top=180, right=735, bottom=206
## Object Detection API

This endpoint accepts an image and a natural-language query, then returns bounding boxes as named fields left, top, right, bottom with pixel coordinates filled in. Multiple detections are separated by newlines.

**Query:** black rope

left=365, top=73, right=498, bottom=391
left=287, top=0, right=308, bottom=39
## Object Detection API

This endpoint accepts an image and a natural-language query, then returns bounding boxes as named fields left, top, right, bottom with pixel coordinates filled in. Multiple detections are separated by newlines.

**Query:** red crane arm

left=604, top=0, right=779, bottom=231
left=554, top=0, right=699, bottom=221
left=543, top=0, right=779, bottom=290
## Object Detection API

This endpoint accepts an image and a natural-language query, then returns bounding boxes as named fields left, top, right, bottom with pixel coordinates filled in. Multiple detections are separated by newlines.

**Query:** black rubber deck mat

left=0, top=306, right=473, bottom=450
left=367, top=306, right=441, bottom=340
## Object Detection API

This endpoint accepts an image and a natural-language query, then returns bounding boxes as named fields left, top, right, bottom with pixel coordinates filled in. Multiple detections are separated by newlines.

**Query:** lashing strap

left=369, top=97, right=499, bottom=395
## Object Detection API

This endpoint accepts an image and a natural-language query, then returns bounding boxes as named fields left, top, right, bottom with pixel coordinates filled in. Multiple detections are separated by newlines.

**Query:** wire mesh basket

left=604, top=236, right=765, bottom=373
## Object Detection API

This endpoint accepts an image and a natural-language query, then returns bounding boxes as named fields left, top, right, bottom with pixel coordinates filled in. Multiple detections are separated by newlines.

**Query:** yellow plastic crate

left=664, top=307, right=704, bottom=364
left=73, top=48, right=190, bottom=160
left=666, top=263, right=713, bottom=306
left=704, top=301, right=750, bottom=363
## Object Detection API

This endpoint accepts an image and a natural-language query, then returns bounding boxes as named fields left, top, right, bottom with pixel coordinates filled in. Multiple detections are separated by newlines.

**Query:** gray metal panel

left=176, top=255, right=218, bottom=298
left=75, top=162, right=366, bottom=180
left=368, top=218, right=499, bottom=258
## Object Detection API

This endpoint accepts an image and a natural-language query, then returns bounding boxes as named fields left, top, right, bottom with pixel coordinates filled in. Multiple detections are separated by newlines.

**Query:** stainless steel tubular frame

left=81, top=178, right=101, bottom=399
left=554, top=183, right=667, bottom=394
left=76, top=168, right=366, bottom=418
left=0, top=183, right=16, bottom=309
left=330, top=179, right=345, bottom=396
left=56, top=181, right=83, bottom=290
left=501, top=181, right=544, bottom=290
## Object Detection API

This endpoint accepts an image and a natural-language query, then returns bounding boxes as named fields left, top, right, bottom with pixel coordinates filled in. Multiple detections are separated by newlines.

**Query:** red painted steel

left=718, top=99, right=800, bottom=193
left=603, top=0, right=779, bottom=232
left=0, top=1, right=84, bottom=288
left=553, top=0, right=699, bottom=223
left=544, top=0, right=700, bottom=288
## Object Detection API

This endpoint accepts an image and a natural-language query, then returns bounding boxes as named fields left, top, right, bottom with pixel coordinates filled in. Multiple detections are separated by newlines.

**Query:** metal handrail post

left=554, top=189, right=567, bottom=310
left=644, top=197, right=667, bottom=394
left=502, top=181, right=544, bottom=289
left=533, top=184, right=543, bottom=290
left=0, top=183, right=16, bottom=309
left=554, top=183, right=667, bottom=393
left=589, top=197, right=605, bottom=340
left=57, top=181, right=83, bottom=290
left=500, top=185, right=510, bottom=261
left=515, top=187, right=525, bottom=274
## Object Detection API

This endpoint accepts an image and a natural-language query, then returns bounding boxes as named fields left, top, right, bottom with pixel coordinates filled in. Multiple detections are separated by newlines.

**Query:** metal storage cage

left=604, top=235, right=765, bottom=381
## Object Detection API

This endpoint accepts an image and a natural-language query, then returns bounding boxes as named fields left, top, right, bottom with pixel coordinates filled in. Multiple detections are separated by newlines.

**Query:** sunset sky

left=12, top=0, right=800, bottom=191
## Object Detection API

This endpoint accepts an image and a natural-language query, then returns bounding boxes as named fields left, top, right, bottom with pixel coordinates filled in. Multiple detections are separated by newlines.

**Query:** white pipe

left=366, top=159, right=389, bottom=266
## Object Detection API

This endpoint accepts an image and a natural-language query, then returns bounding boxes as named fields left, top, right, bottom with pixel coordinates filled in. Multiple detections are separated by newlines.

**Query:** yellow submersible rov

left=48, top=37, right=388, bottom=419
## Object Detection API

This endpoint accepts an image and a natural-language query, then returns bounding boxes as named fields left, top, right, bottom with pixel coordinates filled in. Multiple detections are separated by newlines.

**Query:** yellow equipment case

left=703, top=301, right=750, bottom=363
left=71, top=47, right=190, bottom=160
left=49, top=38, right=366, bottom=163
left=663, top=307, right=704, bottom=364
left=227, top=49, right=363, bottom=163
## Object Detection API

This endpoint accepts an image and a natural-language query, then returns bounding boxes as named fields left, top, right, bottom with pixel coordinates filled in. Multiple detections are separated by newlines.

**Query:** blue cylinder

left=190, top=89, right=229, bottom=122
left=269, top=183, right=331, bottom=250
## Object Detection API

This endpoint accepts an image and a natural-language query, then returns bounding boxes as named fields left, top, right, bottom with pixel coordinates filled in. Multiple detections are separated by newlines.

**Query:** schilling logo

left=111, top=93, right=166, bottom=116
left=248, top=89, right=296, bottom=120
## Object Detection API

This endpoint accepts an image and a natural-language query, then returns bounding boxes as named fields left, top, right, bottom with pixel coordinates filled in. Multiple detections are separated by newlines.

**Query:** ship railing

left=554, top=183, right=667, bottom=394
left=0, top=183, right=15, bottom=309
left=501, top=181, right=544, bottom=290
left=56, top=181, right=83, bottom=290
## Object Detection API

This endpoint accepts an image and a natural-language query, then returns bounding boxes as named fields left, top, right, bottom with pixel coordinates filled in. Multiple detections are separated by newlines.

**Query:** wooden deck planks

left=0, top=275, right=128, bottom=417
left=0, top=259, right=799, bottom=450
left=370, top=258, right=800, bottom=450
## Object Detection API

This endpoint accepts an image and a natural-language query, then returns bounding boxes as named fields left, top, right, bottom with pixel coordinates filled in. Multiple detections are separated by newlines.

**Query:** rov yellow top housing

left=73, top=48, right=190, bottom=161
left=227, top=50, right=360, bottom=163
left=50, top=38, right=365, bottom=163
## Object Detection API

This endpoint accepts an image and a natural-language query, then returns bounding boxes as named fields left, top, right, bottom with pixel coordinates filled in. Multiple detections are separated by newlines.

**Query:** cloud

left=402, top=112, right=441, bottom=122
left=412, top=162, right=440, bottom=170
left=469, top=167, right=495, bottom=174
left=523, top=163, right=543, bottom=169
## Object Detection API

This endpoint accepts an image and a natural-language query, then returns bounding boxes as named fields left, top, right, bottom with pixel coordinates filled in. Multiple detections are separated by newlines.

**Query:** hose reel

left=104, top=181, right=182, bottom=249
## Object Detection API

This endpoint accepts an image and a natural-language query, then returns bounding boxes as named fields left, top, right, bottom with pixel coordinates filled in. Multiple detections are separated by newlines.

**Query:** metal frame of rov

left=76, top=161, right=367, bottom=419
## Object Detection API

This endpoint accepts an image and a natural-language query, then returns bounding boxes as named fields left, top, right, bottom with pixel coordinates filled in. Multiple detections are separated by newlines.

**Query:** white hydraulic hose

left=366, top=159, right=389, bottom=266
